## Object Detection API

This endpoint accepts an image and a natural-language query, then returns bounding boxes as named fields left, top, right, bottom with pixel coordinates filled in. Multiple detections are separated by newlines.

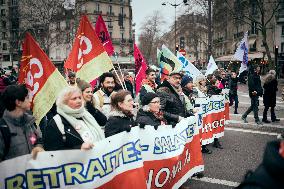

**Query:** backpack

left=0, top=119, right=11, bottom=158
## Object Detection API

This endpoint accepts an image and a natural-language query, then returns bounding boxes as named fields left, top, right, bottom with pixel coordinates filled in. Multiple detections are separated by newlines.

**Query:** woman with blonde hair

left=262, top=70, right=279, bottom=123
left=193, top=75, right=207, bottom=97
left=44, top=86, right=104, bottom=151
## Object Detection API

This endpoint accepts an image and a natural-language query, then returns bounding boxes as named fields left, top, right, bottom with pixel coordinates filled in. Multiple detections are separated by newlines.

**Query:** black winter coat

left=44, top=115, right=83, bottom=151
left=157, top=80, right=187, bottom=125
left=248, top=72, right=263, bottom=97
left=104, top=111, right=135, bottom=137
left=237, top=141, right=284, bottom=189
left=229, top=77, right=238, bottom=96
left=263, top=79, right=278, bottom=107
left=136, top=109, right=163, bottom=127
left=86, top=101, right=107, bottom=126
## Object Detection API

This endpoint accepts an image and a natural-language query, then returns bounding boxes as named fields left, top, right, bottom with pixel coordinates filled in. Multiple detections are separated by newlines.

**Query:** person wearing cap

left=181, top=75, right=194, bottom=97
left=139, top=68, right=157, bottom=103
left=67, top=72, right=76, bottom=86
left=156, top=71, right=188, bottom=126
left=136, top=92, right=167, bottom=129
left=76, top=79, right=107, bottom=126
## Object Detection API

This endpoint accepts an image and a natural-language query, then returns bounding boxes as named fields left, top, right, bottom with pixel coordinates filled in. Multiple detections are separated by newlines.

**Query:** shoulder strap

left=0, top=119, right=11, bottom=158
left=94, top=90, right=104, bottom=108
left=53, top=114, right=66, bottom=142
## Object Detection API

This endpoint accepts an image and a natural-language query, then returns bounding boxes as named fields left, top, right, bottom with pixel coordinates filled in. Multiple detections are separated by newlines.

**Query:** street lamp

left=162, top=0, right=188, bottom=53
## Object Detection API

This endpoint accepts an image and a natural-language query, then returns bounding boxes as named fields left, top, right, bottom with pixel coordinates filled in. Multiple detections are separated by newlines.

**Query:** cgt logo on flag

left=22, top=57, right=44, bottom=100
left=77, top=33, right=92, bottom=69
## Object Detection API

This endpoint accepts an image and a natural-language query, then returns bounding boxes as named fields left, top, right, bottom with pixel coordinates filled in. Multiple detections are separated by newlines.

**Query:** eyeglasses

left=150, top=100, right=160, bottom=104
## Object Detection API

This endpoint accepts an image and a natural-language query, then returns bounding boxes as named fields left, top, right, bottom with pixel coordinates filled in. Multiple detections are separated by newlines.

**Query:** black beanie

left=141, top=92, right=159, bottom=106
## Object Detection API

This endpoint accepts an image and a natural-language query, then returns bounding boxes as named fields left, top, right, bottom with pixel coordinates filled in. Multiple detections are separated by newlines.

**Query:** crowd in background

left=0, top=64, right=283, bottom=189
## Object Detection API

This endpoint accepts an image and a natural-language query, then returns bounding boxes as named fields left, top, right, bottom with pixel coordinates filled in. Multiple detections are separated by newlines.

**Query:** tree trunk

left=261, top=28, right=273, bottom=69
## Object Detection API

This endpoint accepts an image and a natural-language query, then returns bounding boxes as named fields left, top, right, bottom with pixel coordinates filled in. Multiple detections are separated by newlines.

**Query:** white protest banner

left=0, top=117, right=204, bottom=189
left=195, top=95, right=226, bottom=145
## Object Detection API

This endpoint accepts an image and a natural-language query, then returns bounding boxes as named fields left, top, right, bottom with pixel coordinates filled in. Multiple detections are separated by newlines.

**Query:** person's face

left=256, top=66, right=261, bottom=74
left=168, top=74, right=181, bottom=89
left=148, top=97, right=161, bottom=113
left=82, top=87, right=93, bottom=102
left=102, top=77, right=115, bottom=93
left=69, top=77, right=76, bottom=84
left=147, top=72, right=156, bottom=82
left=67, top=91, right=83, bottom=109
left=118, top=94, right=134, bottom=112
left=231, top=72, right=237, bottom=78
left=17, top=95, right=31, bottom=111
left=186, top=82, right=193, bottom=90
left=221, top=72, right=226, bottom=79
left=124, top=75, right=130, bottom=81
left=200, top=79, right=206, bottom=86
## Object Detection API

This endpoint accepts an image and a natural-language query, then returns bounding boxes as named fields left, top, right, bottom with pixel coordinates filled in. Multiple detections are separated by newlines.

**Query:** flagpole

left=114, top=54, right=127, bottom=90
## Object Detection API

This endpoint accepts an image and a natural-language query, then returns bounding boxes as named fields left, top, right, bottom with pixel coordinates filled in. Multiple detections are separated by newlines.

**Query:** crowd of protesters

left=0, top=64, right=283, bottom=189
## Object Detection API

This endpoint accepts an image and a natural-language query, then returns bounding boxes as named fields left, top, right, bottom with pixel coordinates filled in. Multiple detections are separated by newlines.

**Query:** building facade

left=1, top=0, right=134, bottom=72
left=213, top=0, right=283, bottom=76
left=0, top=0, right=19, bottom=68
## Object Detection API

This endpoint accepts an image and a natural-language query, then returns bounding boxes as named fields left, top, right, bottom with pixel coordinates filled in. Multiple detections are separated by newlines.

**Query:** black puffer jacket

left=136, top=109, right=163, bottom=128
left=263, top=79, right=278, bottom=107
left=237, top=141, right=284, bottom=189
left=156, top=80, right=187, bottom=125
left=104, top=111, right=135, bottom=137
left=44, top=115, right=83, bottom=151
left=248, top=72, right=263, bottom=97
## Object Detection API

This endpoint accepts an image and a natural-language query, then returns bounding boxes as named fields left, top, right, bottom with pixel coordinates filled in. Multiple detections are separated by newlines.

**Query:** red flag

left=95, top=14, right=114, bottom=56
left=134, top=44, right=148, bottom=94
left=64, top=15, right=112, bottom=82
left=19, top=33, right=68, bottom=125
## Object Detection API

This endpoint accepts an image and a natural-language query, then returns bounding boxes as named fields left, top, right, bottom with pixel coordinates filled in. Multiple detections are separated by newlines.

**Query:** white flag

left=177, top=52, right=203, bottom=79
left=205, top=55, right=218, bottom=76
left=234, top=31, right=249, bottom=74
left=63, top=0, right=75, bottom=10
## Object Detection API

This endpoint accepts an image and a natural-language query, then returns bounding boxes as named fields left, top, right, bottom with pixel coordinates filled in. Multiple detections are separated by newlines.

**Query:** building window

left=109, top=5, right=112, bottom=14
left=2, top=21, right=6, bottom=28
left=281, top=43, right=284, bottom=53
left=2, top=43, right=7, bottom=50
left=2, top=32, right=7, bottom=39
left=120, top=7, right=124, bottom=15
left=1, top=0, right=5, bottom=5
left=109, top=32, right=112, bottom=39
left=11, top=0, right=17, bottom=5
left=251, top=22, right=257, bottom=35
left=282, top=25, right=284, bottom=36
left=108, top=18, right=112, bottom=27
left=251, top=3, right=257, bottom=15
left=96, top=3, right=100, bottom=12
left=1, top=9, right=6, bottom=16
left=3, top=55, right=10, bottom=61
left=121, top=32, right=124, bottom=39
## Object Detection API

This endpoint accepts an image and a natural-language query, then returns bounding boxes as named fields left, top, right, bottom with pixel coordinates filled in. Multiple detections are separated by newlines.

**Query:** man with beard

left=93, top=72, right=116, bottom=118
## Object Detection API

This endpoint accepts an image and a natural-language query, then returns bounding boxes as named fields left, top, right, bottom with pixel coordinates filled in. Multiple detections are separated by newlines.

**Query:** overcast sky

left=131, top=0, right=188, bottom=42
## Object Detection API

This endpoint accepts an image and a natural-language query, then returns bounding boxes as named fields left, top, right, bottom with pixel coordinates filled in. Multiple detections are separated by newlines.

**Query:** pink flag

left=95, top=15, right=114, bottom=56
left=134, top=44, right=148, bottom=94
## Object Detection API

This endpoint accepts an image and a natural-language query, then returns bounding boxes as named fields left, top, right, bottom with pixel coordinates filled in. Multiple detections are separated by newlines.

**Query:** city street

left=184, top=79, right=284, bottom=188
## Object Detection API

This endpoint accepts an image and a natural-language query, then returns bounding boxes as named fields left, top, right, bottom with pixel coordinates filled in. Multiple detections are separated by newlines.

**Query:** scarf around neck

left=57, top=104, right=105, bottom=143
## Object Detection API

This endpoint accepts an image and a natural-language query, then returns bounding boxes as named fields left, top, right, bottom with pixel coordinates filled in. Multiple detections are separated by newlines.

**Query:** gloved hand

left=154, top=125, right=159, bottom=130
left=126, top=126, right=131, bottom=132
left=139, top=124, right=146, bottom=129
